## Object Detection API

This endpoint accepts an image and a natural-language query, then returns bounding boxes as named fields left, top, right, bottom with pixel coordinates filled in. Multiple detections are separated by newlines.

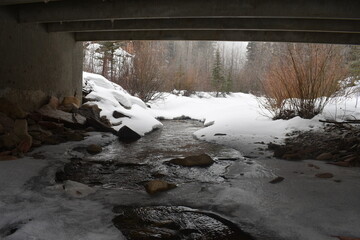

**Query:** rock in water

left=269, top=176, right=285, bottom=184
left=169, top=154, right=214, bottom=167
left=112, top=206, right=254, bottom=240
left=63, top=180, right=96, bottom=198
left=86, top=144, right=102, bottom=155
left=117, top=125, right=141, bottom=142
left=145, top=180, right=176, bottom=195
left=315, top=172, right=334, bottom=179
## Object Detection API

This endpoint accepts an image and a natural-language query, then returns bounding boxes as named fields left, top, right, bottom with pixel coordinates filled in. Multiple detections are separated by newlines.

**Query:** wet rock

left=37, top=105, right=86, bottom=128
left=308, top=163, right=320, bottom=169
left=112, top=206, right=254, bottom=240
left=85, top=118, right=117, bottom=135
left=145, top=180, right=176, bottom=195
left=63, top=180, right=96, bottom=198
left=316, top=152, right=333, bottom=161
left=168, top=154, right=214, bottom=167
left=315, top=172, right=334, bottom=179
left=55, top=170, right=67, bottom=183
left=118, top=125, right=141, bottom=142
left=329, top=161, right=351, bottom=167
left=86, top=144, right=102, bottom=155
left=269, top=176, right=284, bottom=184
left=113, top=111, right=129, bottom=119
left=0, top=98, right=27, bottom=119
left=78, top=104, right=101, bottom=120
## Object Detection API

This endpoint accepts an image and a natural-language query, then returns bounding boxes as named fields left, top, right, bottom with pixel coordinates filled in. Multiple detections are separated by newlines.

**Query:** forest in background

left=83, top=41, right=360, bottom=118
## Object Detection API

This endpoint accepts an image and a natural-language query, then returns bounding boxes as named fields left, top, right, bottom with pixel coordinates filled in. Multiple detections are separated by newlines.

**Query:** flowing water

left=62, top=120, right=262, bottom=239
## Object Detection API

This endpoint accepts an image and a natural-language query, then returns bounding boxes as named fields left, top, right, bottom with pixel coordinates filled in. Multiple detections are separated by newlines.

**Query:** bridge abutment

left=0, top=8, right=82, bottom=111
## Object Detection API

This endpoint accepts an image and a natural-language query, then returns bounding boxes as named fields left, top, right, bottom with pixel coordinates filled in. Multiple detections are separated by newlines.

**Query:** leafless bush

left=122, top=42, right=165, bottom=103
left=261, top=43, right=349, bottom=119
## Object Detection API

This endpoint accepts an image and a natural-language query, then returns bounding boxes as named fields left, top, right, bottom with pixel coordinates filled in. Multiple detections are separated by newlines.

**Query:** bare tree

left=122, top=41, right=165, bottom=102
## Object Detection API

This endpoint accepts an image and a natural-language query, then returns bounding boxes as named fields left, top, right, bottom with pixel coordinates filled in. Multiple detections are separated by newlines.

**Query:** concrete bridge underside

left=0, top=0, right=360, bottom=110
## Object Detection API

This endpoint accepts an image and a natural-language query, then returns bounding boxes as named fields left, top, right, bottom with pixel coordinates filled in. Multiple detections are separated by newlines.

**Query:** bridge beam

left=19, top=0, right=360, bottom=23
left=47, top=18, right=360, bottom=34
left=75, top=30, right=360, bottom=45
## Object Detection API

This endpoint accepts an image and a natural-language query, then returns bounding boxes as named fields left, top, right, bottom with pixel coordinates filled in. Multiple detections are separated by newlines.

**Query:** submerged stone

left=86, top=144, right=102, bottom=155
left=145, top=180, right=176, bottom=195
left=168, top=154, right=214, bottom=167
left=112, top=206, right=254, bottom=240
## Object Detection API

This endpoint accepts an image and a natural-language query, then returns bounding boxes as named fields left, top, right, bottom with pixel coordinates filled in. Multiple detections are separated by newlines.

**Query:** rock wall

left=0, top=7, right=82, bottom=112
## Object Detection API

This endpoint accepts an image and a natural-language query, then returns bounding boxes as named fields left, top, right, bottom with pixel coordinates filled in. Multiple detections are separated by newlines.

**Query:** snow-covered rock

left=82, top=72, right=162, bottom=136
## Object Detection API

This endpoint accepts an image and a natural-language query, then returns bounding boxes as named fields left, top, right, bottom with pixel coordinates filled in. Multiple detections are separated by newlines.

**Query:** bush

left=261, top=43, right=348, bottom=119
left=122, top=41, right=165, bottom=103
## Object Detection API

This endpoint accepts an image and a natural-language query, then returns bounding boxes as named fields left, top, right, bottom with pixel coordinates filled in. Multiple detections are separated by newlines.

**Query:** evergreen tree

left=211, top=48, right=225, bottom=97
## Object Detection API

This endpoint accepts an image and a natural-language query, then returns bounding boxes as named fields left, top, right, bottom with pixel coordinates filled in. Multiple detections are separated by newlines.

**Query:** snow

left=0, top=133, right=125, bottom=240
left=150, top=91, right=360, bottom=154
left=83, top=72, right=162, bottom=135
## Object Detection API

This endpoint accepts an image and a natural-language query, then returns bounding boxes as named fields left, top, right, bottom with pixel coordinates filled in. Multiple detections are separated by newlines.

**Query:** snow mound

left=82, top=72, right=162, bottom=135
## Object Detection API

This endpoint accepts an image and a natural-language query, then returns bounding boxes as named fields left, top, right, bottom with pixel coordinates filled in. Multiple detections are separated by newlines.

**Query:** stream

left=60, top=120, right=271, bottom=240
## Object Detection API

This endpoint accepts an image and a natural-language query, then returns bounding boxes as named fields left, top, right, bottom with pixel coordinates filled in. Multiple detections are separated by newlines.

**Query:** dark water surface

left=63, top=120, right=258, bottom=239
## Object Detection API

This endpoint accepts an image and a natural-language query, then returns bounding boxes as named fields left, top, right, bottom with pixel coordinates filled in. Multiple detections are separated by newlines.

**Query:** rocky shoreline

left=268, top=122, right=360, bottom=167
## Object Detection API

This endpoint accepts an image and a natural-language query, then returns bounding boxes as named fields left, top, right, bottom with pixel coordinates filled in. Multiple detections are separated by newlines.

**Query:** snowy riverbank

left=150, top=91, right=360, bottom=154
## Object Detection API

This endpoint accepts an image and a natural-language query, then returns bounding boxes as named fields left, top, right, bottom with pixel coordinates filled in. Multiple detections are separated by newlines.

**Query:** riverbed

left=1, top=120, right=360, bottom=240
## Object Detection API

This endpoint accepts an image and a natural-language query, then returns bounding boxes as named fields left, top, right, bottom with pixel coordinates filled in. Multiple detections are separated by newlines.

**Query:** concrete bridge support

left=0, top=8, right=82, bottom=111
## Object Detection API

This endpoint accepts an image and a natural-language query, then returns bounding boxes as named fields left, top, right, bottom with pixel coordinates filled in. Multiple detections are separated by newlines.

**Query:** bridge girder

left=1, top=0, right=360, bottom=44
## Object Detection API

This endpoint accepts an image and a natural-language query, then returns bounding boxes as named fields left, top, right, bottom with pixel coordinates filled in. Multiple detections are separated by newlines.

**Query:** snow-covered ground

left=150, top=92, right=360, bottom=154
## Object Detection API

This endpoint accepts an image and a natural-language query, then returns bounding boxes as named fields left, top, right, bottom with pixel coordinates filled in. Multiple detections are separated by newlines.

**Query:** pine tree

left=211, top=48, right=225, bottom=97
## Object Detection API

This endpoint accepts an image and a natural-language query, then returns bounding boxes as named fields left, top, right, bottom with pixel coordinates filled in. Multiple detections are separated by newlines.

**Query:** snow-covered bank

left=150, top=92, right=360, bottom=154
left=83, top=72, right=162, bottom=136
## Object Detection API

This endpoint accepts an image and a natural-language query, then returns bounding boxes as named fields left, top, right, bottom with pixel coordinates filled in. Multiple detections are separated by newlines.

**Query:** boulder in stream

left=112, top=205, right=254, bottom=240
left=117, top=125, right=141, bottom=142
left=145, top=180, right=176, bottom=195
left=168, top=154, right=214, bottom=167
